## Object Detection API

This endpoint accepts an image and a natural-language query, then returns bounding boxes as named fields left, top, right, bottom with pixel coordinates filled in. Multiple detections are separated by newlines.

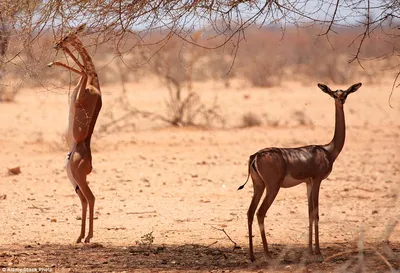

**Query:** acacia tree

left=2, top=0, right=400, bottom=91
left=3, top=1, right=392, bottom=58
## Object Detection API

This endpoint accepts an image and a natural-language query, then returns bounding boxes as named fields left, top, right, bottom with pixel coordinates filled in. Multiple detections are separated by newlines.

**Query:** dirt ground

left=0, top=80, right=399, bottom=272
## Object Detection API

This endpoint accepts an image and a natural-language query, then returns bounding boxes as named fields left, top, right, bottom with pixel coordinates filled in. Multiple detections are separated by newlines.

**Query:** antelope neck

left=324, top=100, right=345, bottom=162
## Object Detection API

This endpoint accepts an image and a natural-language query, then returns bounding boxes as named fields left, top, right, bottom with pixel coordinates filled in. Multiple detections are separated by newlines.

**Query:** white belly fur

left=65, top=95, right=78, bottom=189
left=66, top=97, right=76, bottom=150
left=281, top=174, right=308, bottom=188
left=65, top=145, right=78, bottom=189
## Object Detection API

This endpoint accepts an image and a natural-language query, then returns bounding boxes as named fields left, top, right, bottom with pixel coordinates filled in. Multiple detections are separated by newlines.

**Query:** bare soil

left=0, top=80, right=399, bottom=272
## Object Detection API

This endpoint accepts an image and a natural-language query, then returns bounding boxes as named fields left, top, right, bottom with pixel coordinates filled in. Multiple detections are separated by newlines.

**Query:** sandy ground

left=0, top=80, right=399, bottom=272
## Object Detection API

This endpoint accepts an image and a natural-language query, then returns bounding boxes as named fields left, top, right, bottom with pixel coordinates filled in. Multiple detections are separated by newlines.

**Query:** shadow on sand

left=0, top=242, right=398, bottom=272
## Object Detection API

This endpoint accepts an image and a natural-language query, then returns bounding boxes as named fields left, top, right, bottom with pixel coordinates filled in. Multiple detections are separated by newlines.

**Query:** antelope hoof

left=264, top=252, right=272, bottom=260
left=76, top=236, right=83, bottom=243
left=249, top=254, right=255, bottom=262
left=84, top=235, right=92, bottom=243
left=306, top=252, right=324, bottom=263
left=314, top=252, right=324, bottom=263
left=47, top=62, right=54, bottom=67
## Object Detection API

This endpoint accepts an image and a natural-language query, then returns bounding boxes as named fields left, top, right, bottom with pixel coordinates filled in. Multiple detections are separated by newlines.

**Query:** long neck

left=71, top=39, right=100, bottom=89
left=325, top=100, right=346, bottom=162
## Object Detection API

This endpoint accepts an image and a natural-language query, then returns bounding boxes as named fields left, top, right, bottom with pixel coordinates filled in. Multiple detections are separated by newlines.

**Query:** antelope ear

left=317, top=83, right=332, bottom=95
left=346, top=82, right=362, bottom=94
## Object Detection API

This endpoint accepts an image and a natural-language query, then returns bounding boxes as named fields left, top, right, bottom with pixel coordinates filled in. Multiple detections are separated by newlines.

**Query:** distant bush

left=0, top=86, right=19, bottom=102
left=241, top=112, right=263, bottom=127
left=291, top=110, right=313, bottom=127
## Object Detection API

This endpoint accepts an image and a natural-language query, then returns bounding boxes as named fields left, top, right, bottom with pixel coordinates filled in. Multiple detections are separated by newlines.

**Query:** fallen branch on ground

left=212, top=227, right=241, bottom=250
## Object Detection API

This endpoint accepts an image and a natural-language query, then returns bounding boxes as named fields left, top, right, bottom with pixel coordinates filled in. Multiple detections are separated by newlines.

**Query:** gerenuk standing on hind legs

left=238, top=83, right=362, bottom=262
left=48, top=24, right=102, bottom=243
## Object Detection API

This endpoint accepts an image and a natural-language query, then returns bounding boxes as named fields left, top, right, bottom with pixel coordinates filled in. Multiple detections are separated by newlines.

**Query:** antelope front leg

left=306, top=183, right=313, bottom=254
left=47, top=61, right=84, bottom=75
left=312, top=180, right=322, bottom=257
left=62, top=46, right=85, bottom=71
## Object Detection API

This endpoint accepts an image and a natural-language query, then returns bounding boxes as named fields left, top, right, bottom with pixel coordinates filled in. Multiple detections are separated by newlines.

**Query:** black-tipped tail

left=237, top=153, right=257, bottom=190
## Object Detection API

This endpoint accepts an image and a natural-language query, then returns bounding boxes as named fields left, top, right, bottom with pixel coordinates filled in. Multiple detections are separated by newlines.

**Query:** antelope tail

left=237, top=153, right=257, bottom=190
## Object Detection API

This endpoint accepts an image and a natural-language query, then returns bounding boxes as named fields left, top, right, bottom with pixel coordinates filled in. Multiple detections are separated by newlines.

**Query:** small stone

left=8, top=167, right=21, bottom=175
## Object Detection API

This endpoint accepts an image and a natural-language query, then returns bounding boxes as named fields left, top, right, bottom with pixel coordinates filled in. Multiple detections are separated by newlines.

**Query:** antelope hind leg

left=70, top=142, right=95, bottom=243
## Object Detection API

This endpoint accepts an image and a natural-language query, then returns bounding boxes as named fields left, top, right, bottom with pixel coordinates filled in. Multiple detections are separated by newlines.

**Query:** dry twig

left=212, top=227, right=241, bottom=250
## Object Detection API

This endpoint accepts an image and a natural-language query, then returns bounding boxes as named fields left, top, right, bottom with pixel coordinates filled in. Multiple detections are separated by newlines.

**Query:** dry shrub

left=0, top=73, right=22, bottom=102
left=165, top=91, right=202, bottom=126
left=131, top=34, right=226, bottom=128
left=237, top=28, right=286, bottom=87
left=289, top=34, right=358, bottom=85
left=241, top=112, right=262, bottom=127
left=264, top=113, right=280, bottom=127
left=165, top=92, right=225, bottom=127
left=241, top=59, right=285, bottom=87
left=291, top=110, right=314, bottom=127
left=283, top=27, right=392, bottom=85
left=206, top=50, right=236, bottom=88
left=0, top=85, right=19, bottom=102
